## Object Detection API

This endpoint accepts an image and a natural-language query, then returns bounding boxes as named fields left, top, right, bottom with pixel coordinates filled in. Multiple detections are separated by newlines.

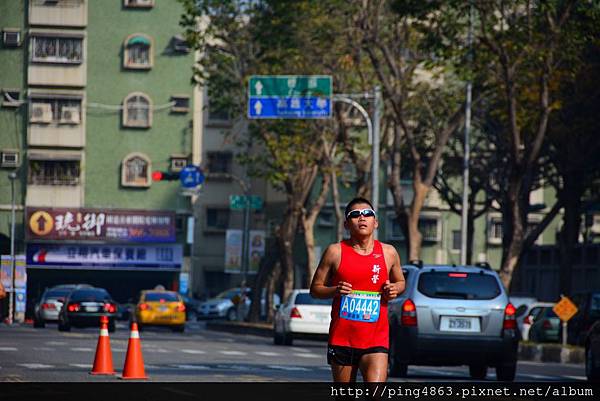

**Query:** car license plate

left=85, top=306, right=99, bottom=312
left=440, top=316, right=480, bottom=332
left=159, top=306, right=168, bottom=312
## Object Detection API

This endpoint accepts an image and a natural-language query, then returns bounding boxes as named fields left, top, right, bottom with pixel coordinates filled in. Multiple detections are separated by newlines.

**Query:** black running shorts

left=326, top=344, right=389, bottom=366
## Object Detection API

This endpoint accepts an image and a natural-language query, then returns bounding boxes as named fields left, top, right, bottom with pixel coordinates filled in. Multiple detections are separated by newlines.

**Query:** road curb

left=208, top=321, right=585, bottom=365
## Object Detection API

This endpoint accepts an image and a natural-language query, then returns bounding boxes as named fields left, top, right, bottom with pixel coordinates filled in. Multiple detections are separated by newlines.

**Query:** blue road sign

left=180, top=165, right=204, bottom=188
left=248, top=97, right=331, bottom=119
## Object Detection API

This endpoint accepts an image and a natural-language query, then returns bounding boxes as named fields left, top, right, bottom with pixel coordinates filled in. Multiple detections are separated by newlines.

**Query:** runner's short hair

left=344, top=197, right=375, bottom=219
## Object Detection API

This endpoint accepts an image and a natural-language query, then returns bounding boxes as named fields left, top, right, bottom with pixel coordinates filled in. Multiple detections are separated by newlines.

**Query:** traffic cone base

left=90, top=317, right=115, bottom=375
left=120, top=322, right=147, bottom=380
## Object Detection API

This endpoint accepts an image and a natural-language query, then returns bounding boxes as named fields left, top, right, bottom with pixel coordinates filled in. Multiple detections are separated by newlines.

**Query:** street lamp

left=8, top=171, right=17, bottom=325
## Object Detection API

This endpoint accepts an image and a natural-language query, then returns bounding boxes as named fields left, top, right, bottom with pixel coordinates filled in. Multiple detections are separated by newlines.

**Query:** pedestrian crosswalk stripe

left=18, top=363, right=54, bottom=369
left=255, top=351, right=280, bottom=356
left=267, top=365, right=309, bottom=371
left=0, top=347, right=18, bottom=351
left=145, top=348, right=169, bottom=353
left=33, top=347, right=55, bottom=351
left=290, top=347, right=310, bottom=353
left=220, top=350, right=247, bottom=356
left=71, top=347, right=94, bottom=352
left=171, top=364, right=211, bottom=370
left=70, top=364, right=93, bottom=369
left=181, top=349, right=206, bottom=354
left=45, top=341, right=67, bottom=346
left=293, top=353, right=320, bottom=358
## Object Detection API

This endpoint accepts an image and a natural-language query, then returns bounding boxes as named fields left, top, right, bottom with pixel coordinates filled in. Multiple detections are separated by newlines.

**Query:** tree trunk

left=278, top=206, right=301, bottom=302
left=303, top=218, right=317, bottom=288
left=408, top=180, right=428, bottom=261
left=467, top=194, right=476, bottom=264
left=500, top=178, right=525, bottom=290
left=558, top=174, right=584, bottom=296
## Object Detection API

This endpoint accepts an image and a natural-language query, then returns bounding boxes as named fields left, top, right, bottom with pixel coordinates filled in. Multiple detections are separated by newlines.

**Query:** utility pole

left=460, top=4, right=474, bottom=265
left=8, top=171, right=17, bottom=324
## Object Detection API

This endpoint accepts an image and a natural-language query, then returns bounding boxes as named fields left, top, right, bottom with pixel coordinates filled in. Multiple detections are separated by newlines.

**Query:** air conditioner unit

left=30, top=103, right=53, bottom=123
left=60, top=106, right=80, bottom=124
left=2, top=30, right=21, bottom=47
left=1, top=150, right=19, bottom=168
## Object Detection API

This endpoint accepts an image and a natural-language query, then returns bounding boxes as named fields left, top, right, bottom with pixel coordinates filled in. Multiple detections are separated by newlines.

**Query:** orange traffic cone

left=90, top=316, right=115, bottom=375
left=120, top=321, right=147, bottom=380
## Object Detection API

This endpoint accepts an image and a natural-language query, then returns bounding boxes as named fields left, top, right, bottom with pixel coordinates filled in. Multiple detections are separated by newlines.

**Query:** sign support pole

left=8, top=172, right=17, bottom=325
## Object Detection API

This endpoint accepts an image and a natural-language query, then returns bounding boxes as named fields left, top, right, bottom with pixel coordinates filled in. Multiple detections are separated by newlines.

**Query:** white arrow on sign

left=254, top=100, right=263, bottom=115
left=255, top=81, right=263, bottom=95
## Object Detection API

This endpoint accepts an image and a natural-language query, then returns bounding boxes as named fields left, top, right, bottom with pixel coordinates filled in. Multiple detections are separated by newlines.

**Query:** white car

left=273, top=289, right=332, bottom=346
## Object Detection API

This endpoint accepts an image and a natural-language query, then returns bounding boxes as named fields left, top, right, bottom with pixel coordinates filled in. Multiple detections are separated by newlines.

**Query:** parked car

left=585, top=320, right=600, bottom=382
left=33, top=287, right=74, bottom=328
left=273, top=289, right=332, bottom=346
left=57, top=287, right=118, bottom=332
left=197, top=287, right=280, bottom=321
left=388, top=262, right=519, bottom=381
left=134, top=289, right=186, bottom=332
left=569, top=291, right=600, bottom=345
left=179, top=294, right=201, bottom=321
left=520, top=302, right=555, bottom=341
left=527, top=306, right=561, bottom=343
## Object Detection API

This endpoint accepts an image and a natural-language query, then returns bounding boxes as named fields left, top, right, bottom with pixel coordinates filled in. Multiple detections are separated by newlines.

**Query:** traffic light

left=152, top=171, right=180, bottom=181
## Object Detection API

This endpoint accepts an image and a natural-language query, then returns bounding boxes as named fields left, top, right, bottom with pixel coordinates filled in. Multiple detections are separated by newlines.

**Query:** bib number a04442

left=339, top=291, right=381, bottom=323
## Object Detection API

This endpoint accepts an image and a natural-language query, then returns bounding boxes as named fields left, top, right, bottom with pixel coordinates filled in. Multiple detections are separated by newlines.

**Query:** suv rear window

left=70, top=289, right=111, bottom=301
left=418, top=272, right=501, bottom=300
left=294, top=293, right=332, bottom=306
left=145, top=292, right=179, bottom=302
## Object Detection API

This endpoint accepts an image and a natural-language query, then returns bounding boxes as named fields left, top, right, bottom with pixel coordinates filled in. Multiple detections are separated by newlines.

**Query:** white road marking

left=293, top=353, right=320, bottom=359
left=112, top=348, right=126, bottom=352
left=181, top=349, right=206, bottom=354
left=171, top=364, right=211, bottom=370
left=46, top=341, right=67, bottom=346
left=267, top=365, right=309, bottom=371
left=220, top=350, right=247, bottom=356
left=70, top=364, right=93, bottom=369
left=71, top=347, right=94, bottom=352
left=520, top=373, right=557, bottom=380
left=33, top=347, right=55, bottom=351
left=0, top=347, right=18, bottom=351
left=563, top=375, right=587, bottom=381
left=18, top=363, right=54, bottom=369
left=290, top=347, right=310, bottom=353
left=145, top=348, right=169, bottom=353
left=255, top=351, right=280, bottom=356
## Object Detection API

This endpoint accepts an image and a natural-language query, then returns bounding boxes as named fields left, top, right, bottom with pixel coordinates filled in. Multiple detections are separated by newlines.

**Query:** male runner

left=310, top=197, right=405, bottom=382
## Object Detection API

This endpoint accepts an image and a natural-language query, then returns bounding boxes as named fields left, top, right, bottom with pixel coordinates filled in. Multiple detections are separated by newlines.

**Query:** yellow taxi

left=135, top=289, right=186, bottom=332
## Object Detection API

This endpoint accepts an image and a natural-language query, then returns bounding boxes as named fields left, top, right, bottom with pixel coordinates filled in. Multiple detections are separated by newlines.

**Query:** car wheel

left=586, top=345, right=600, bottom=382
left=388, top=344, right=408, bottom=378
left=496, top=361, right=516, bottom=381
left=33, top=318, right=45, bottom=329
left=58, top=320, right=71, bottom=332
left=226, top=308, right=237, bottom=321
left=172, top=325, right=185, bottom=333
left=273, top=322, right=284, bottom=345
left=469, top=364, right=487, bottom=380
left=282, top=329, right=293, bottom=346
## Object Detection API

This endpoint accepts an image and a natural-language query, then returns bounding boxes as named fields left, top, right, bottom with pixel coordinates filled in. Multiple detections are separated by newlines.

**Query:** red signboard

left=25, top=207, right=176, bottom=243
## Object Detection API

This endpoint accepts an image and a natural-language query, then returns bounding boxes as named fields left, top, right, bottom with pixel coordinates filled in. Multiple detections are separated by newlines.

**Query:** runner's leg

left=331, top=363, right=359, bottom=382
left=358, top=352, right=388, bottom=382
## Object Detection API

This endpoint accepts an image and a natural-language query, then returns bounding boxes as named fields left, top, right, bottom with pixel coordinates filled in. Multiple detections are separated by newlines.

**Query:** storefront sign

left=26, top=243, right=182, bottom=270
left=25, top=208, right=176, bottom=243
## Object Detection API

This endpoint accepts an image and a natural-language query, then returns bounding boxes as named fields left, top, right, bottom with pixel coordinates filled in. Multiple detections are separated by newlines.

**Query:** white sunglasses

left=346, top=208, right=376, bottom=219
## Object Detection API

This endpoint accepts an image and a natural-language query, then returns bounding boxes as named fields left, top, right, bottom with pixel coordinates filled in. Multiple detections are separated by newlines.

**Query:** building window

left=1, top=150, right=20, bottom=168
left=206, top=151, right=232, bottom=174
left=123, top=92, right=152, bottom=128
left=2, top=29, right=21, bottom=47
left=121, top=153, right=151, bottom=187
left=205, top=207, right=229, bottom=231
left=170, top=34, right=190, bottom=54
left=31, top=35, right=83, bottom=64
left=488, top=217, right=502, bottom=244
left=386, top=213, right=405, bottom=241
left=123, top=34, right=152, bottom=69
left=419, top=217, right=440, bottom=242
left=208, top=100, right=230, bottom=122
left=2, top=89, right=21, bottom=107
left=169, top=154, right=188, bottom=172
left=170, top=95, right=190, bottom=113
left=28, top=159, right=80, bottom=186
left=29, top=97, right=82, bottom=125
left=451, top=230, right=461, bottom=252
left=123, top=0, right=154, bottom=8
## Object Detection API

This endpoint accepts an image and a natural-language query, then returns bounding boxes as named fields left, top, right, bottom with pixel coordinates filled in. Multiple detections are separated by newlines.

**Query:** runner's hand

left=383, top=280, right=399, bottom=300
left=335, top=281, right=352, bottom=295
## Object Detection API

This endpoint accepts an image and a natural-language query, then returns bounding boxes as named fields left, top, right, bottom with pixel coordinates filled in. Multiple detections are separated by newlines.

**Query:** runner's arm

left=310, top=244, right=351, bottom=299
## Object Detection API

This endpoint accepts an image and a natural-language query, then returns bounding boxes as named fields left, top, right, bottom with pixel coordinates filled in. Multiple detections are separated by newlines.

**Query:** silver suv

left=388, top=262, right=519, bottom=381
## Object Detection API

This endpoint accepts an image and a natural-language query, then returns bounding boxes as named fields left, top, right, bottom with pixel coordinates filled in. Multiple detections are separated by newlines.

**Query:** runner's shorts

left=327, top=344, right=388, bottom=366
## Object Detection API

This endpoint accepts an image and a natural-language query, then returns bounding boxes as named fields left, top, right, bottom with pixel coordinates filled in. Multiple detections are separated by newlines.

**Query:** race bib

left=339, top=291, right=381, bottom=323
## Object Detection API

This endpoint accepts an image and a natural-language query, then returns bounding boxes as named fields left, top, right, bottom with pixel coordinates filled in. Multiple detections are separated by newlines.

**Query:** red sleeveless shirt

left=328, top=240, right=389, bottom=349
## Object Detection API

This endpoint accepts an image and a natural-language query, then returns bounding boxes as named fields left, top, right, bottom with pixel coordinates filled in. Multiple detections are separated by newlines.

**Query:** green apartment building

left=0, top=0, right=198, bottom=317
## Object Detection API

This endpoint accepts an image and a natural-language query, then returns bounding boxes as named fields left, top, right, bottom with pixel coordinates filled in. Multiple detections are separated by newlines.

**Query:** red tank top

left=329, top=240, right=389, bottom=349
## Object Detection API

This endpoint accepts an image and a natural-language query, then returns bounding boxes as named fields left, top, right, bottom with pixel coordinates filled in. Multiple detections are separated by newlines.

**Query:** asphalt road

left=0, top=321, right=587, bottom=382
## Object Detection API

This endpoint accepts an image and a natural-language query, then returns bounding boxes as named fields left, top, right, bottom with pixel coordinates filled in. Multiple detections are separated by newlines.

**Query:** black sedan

left=586, top=320, right=600, bottom=382
left=58, top=287, right=118, bottom=332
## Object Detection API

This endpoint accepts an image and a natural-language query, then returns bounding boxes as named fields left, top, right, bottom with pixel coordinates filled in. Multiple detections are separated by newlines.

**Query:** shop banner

left=25, top=207, right=176, bottom=243
left=248, top=230, right=265, bottom=275
left=26, top=243, right=182, bottom=270
left=224, top=229, right=242, bottom=273
left=1, top=255, right=26, bottom=291
left=179, top=272, right=189, bottom=294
